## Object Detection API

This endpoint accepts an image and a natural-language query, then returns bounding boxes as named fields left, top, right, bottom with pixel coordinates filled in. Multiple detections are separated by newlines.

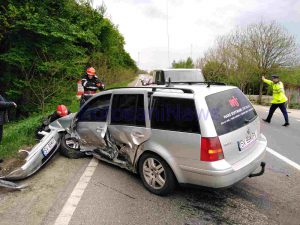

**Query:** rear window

left=205, top=88, right=257, bottom=136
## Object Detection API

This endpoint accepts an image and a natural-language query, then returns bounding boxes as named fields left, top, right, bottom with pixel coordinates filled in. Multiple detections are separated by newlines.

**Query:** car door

left=107, top=90, right=151, bottom=164
left=75, top=93, right=112, bottom=150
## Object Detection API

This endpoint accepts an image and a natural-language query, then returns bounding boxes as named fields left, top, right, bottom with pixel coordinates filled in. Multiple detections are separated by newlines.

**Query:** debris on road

left=0, top=179, right=27, bottom=190
left=0, top=119, right=65, bottom=182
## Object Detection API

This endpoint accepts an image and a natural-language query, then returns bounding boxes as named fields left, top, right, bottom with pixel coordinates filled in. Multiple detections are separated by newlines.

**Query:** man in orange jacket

left=80, top=67, right=105, bottom=107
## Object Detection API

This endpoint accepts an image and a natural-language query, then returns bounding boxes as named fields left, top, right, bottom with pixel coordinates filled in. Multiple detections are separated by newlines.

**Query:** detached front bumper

left=1, top=129, right=62, bottom=181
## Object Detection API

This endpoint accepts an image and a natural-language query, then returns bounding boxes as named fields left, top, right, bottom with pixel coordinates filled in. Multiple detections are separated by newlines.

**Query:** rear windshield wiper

left=244, top=116, right=257, bottom=124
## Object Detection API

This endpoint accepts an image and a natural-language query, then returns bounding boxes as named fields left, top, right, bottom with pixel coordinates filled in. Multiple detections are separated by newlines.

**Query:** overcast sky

left=94, top=0, right=300, bottom=70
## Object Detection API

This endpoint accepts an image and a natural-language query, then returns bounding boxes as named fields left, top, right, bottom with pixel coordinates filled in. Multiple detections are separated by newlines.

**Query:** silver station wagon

left=56, top=83, right=267, bottom=195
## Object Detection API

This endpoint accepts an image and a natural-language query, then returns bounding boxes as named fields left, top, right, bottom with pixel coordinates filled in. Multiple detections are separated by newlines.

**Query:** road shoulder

left=0, top=155, right=89, bottom=225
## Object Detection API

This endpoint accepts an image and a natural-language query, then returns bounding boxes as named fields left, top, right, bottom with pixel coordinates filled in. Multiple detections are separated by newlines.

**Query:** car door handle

left=96, top=127, right=104, bottom=133
left=132, top=132, right=145, bottom=138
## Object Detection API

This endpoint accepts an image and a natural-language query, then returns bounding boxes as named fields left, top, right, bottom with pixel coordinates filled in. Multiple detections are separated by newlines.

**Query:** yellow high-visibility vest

left=263, top=79, right=288, bottom=104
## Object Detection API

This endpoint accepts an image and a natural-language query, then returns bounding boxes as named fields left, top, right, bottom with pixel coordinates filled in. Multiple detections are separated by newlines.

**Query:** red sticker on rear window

left=229, top=96, right=240, bottom=107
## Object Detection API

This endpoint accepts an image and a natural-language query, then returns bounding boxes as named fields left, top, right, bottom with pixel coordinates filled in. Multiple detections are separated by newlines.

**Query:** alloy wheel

left=65, top=138, right=79, bottom=150
left=143, top=158, right=166, bottom=189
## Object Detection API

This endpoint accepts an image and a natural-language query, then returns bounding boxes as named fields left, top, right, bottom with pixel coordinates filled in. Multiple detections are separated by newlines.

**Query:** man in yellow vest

left=262, top=74, right=289, bottom=126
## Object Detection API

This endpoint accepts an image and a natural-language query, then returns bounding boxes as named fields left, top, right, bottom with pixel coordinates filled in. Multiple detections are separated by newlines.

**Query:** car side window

left=77, top=94, right=111, bottom=122
left=111, top=94, right=146, bottom=127
left=151, top=97, right=200, bottom=133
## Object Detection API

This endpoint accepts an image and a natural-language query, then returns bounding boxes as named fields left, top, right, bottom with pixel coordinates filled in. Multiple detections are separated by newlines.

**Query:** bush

left=0, top=115, right=42, bottom=159
left=288, top=103, right=300, bottom=109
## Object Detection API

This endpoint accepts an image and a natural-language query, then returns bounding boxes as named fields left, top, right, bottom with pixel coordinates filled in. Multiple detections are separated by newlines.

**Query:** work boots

left=262, top=119, right=270, bottom=123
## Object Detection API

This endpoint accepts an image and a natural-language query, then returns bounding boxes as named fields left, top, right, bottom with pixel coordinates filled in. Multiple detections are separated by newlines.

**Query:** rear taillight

left=200, top=137, right=224, bottom=162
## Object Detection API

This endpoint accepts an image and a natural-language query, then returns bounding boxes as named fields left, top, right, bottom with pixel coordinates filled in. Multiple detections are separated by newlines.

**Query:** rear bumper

left=179, top=134, right=267, bottom=188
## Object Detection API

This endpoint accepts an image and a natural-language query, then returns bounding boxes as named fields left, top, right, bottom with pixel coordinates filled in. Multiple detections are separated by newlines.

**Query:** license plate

left=238, top=131, right=257, bottom=151
left=42, top=138, right=56, bottom=156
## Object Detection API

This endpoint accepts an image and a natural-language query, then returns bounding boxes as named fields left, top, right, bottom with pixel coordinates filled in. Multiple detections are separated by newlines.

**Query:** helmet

left=56, top=105, right=68, bottom=117
left=86, top=67, right=96, bottom=76
left=271, top=74, right=279, bottom=79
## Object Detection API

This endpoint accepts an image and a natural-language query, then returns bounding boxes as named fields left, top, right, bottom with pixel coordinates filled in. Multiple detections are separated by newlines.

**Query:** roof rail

left=106, top=86, right=194, bottom=94
left=170, top=81, right=226, bottom=87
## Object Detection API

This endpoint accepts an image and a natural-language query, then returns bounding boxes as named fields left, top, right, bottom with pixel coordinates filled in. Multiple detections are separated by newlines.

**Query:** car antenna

left=207, top=81, right=211, bottom=88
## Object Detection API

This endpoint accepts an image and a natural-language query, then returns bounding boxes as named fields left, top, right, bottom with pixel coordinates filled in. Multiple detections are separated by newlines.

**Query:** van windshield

left=205, top=88, right=257, bottom=136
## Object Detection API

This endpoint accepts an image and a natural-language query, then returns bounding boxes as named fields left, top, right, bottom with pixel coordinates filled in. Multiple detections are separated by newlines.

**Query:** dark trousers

left=266, top=102, right=289, bottom=123
left=0, top=124, right=3, bottom=143
left=80, top=95, right=93, bottom=107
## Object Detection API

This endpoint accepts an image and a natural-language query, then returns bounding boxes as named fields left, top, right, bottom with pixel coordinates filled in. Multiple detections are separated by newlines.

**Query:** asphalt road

left=0, top=76, right=299, bottom=225
left=255, top=104, right=300, bottom=165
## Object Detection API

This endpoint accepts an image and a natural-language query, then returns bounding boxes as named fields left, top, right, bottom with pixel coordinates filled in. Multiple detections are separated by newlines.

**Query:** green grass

left=0, top=78, right=135, bottom=159
left=0, top=115, right=42, bottom=159
left=106, top=77, right=136, bottom=89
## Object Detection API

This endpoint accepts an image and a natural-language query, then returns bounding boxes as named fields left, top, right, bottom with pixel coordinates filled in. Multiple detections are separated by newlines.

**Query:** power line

left=166, top=0, right=170, bottom=68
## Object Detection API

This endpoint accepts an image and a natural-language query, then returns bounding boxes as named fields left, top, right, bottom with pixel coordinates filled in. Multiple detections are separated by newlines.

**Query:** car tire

left=138, top=153, right=176, bottom=196
left=60, top=134, right=86, bottom=159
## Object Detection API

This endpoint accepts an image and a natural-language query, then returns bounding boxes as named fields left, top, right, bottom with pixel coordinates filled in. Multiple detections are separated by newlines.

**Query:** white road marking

left=267, top=147, right=300, bottom=171
left=134, top=78, right=140, bottom=87
left=54, top=158, right=99, bottom=225
left=297, top=119, right=300, bottom=122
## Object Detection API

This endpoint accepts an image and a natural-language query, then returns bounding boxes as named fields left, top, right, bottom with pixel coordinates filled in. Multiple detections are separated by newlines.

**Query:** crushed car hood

left=49, top=113, right=76, bottom=130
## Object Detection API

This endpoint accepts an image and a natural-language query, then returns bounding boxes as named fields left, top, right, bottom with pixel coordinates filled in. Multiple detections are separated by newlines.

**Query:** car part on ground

left=0, top=114, right=75, bottom=188
left=0, top=179, right=28, bottom=190
left=1, top=129, right=62, bottom=181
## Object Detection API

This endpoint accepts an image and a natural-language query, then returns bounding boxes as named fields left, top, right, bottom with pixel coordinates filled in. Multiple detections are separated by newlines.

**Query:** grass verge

left=0, top=78, right=136, bottom=160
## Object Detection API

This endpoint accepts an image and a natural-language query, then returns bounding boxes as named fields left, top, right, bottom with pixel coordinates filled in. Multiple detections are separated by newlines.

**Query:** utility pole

left=166, top=0, right=170, bottom=68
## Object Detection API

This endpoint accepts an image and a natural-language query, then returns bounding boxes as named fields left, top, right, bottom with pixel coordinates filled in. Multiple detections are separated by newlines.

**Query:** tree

left=202, top=60, right=226, bottom=82
left=0, top=0, right=137, bottom=117
left=244, top=21, right=297, bottom=103
left=172, top=57, right=194, bottom=68
left=198, top=21, right=298, bottom=100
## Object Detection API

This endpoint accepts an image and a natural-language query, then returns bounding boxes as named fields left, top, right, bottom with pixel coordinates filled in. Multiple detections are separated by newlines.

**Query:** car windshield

left=205, top=88, right=257, bottom=136
left=164, top=70, right=205, bottom=82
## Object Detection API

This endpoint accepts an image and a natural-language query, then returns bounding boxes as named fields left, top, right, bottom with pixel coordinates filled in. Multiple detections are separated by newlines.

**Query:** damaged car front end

left=0, top=114, right=75, bottom=184
left=59, top=91, right=151, bottom=173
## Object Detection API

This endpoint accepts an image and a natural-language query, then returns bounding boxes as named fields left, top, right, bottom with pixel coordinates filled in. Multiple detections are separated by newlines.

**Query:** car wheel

left=60, top=134, right=86, bottom=159
left=138, top=153, right=176, bottom=196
